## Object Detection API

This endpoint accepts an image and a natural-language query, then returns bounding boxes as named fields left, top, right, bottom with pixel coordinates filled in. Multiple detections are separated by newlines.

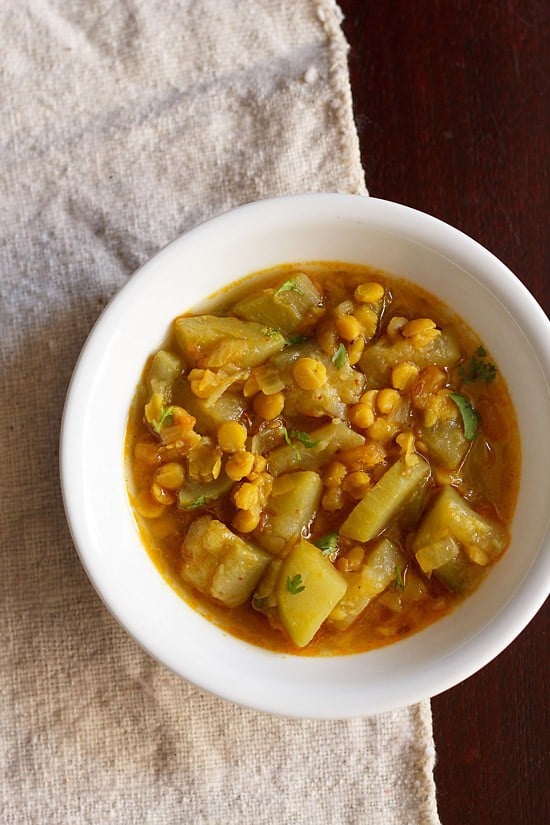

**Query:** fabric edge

left=312, top=0, right=368, bottom=195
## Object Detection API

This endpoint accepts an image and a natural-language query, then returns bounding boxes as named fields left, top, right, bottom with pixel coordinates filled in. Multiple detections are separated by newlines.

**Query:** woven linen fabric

left=0, top=2, right=441, bottom=823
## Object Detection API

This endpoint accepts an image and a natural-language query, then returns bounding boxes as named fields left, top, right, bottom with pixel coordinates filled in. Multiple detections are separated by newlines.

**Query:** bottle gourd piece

left=276, top=540, right=347, bottom=648
left=340, top=456, right=431, bottom=543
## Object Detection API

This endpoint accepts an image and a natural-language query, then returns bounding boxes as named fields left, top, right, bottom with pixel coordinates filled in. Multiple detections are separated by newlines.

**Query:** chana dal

left=125, top=263, right=520, bottom=655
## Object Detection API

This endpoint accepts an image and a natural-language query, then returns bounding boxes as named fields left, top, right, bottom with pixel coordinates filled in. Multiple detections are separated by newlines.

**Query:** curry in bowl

left=125, top=263, right=520, bottom=655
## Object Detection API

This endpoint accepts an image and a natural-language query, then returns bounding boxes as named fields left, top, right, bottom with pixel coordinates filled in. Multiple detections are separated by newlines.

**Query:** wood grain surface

left=338, top=2, right=549, bottom=823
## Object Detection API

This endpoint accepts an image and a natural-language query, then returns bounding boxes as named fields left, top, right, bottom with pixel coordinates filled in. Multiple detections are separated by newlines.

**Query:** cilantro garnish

left=286, top=574, right=306, bottom=595
left=152, top=405, right=174, bottom=434
left=313, top=532, right=339, bottom=556
left=332, top=342, right=348, bottom=369
left=391, top=565, right=405, bottom=591
left=285, top=334, right=310, bottom=346
left=281, top=426, right=300, bottom=458
left=281, top=427, right=319, bottom=457
left=185, top=495, right=207, bottom=510
left=290, top=430, right=319, bottom=449
left=459, top=346, right=497, bottom=384
left=275, top=279, right=303, bottom=296
left=450, top=393, right=481, bottom=441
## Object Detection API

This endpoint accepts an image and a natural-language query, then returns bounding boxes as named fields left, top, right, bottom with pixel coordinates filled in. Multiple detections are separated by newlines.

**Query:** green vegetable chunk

left=270, top=342, right=365, bottom=419
left=177, top=475, right=234, bottom=510
left=174, top=315, right=285, bottom=369
left=340, top=457, right=431, bottom=542
left=415, top=536, right=460, bottom=575
left=412, top=485, right=507, bottom=570
left=433, top=554, right=483, bottom=594
left=232, top=273, right=321, bottom=335
left=420, top=418, right=470, bottom=470
left=255, top=471, right=323, bottom=555
left=276, top=539, right=347, bottom=647
left=181, top=516, right=271, bottom=607
left=173, top=378, right=245, bottom=435
left=397, top=474, right=430, bottom=530
left=148, top=350, right=181, bottom=397
left=329, top=539, right=405, bottom=630
left=359, top=329, right=461, bottom=389
left=252, top=559, right=283, bottom=612
left=267, top=419, right=364, bottom=476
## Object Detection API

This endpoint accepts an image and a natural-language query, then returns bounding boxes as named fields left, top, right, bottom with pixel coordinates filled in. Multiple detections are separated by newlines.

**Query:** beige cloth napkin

left=0, top=1, right=440, bottom=823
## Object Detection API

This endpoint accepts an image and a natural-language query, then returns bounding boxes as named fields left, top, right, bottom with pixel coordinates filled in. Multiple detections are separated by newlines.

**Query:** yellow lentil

left=335, top=314, right=362, bottom=342
left=292, top=357, right=327, bottom=390
left=247, top=454, right=267, bottom=480
left=150, top=482, right=176, bottom=506
left=323, top=460, right=347, bottom=488
left=347, top=335, right=365, bottom=365
left=348, top=403, right=375, bottom=429
left=391, top=362, right=419, bottom=391
left=144, top=392, right=163, bottom=428
left=217, top=420, right=248, bottom=453
left=154, top=462, right=185, bottom=490
left=135, top=489, right=165, bottom=519
left=343, top=471, right=371, bottom=499
left=376, top=388, right=401, bottom=415
left=233, top=482, right=259, bottom=511
left=401, top=318, right=437, bottom=338
left=353, top=305, right=378, bottom=339
left=253, top=391, right=285, bottom=420
left=354, top=282, right=385, bottom=303
left=321, top=487, right=344, bottom=512
left=367, top=418, right=395, bottom=442
left=225, top=451, right=255, bottom=481
left=359, top=389, right=379, bottom=409
left=233, top=509, right=260, bottom=533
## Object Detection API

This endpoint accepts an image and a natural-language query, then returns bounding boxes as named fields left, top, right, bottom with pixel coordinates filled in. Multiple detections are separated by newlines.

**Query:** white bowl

left=60, top=194, right=550, bottom=719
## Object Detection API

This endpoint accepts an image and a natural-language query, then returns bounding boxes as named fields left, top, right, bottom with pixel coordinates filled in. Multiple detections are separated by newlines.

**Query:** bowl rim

left=60, top=193, right=550, bottom=718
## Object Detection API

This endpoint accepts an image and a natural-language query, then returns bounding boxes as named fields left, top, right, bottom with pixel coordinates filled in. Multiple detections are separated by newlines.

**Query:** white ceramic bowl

left=60, top=194, right=550, bottom=719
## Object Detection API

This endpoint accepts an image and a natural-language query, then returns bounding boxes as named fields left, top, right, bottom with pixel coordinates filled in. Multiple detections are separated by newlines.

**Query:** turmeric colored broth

left=125, top=263, right=520, bottom=656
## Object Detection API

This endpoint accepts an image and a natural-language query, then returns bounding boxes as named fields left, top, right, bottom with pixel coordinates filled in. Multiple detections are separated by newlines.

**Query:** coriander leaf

left=313, top=532, right=339, bottom=556
left=281, top=426, right=301, bottom=458
left=391, top=565, right=405, bottom=591
left=331, top=342, right=348, bottom=369
left=286, top=574, right=306, bottom=595
left=275, top=278, right=303, bottom=296
left=285, top=334, right=310, bottom=346
left=458, top=348, right=497, bottom=383
left=252, top=595, right=269, bottom=610
left=289, top=430, right=319, bottom=449
left=152, top=405, right=174, bottom=434
left=185, top=495, right=207, bottom=510
left=450, top=393, right=481, bottom=441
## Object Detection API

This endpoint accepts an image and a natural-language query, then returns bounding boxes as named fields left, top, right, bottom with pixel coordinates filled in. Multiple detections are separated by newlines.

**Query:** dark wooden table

left=338, top=2, right=549, bottom=823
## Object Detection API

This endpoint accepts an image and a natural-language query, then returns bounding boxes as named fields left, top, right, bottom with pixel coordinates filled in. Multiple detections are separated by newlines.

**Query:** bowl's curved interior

left=61, top=194, right=550, bottom=718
